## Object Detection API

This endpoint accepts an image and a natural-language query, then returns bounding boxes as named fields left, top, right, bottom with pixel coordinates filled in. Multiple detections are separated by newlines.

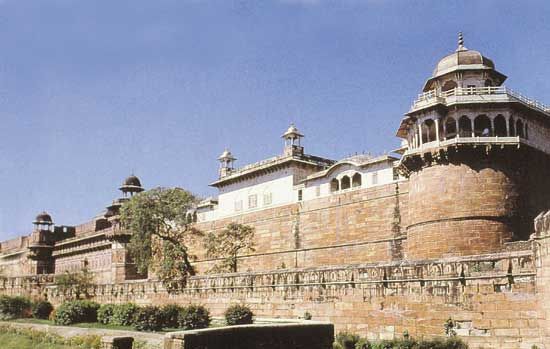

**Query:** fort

left=2, top=34, right=550, bottom=348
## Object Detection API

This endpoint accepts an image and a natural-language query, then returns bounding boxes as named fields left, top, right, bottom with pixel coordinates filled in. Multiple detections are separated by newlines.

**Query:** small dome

left=34, top=211, right=53, bottom=225
left=281, top=123, right=304, bottom=139
left=123, top=175, right=142, bottom=187
left=432, top=49, right=495, bottom=78
left=218, top=149, right=236, bottom=161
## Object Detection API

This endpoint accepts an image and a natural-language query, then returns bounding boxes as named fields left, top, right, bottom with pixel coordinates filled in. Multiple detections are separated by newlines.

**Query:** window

left=352, top=173, right=362, bottom=188
left=234, top=200, right=243, bottom=212
left=341, top=176, right=351, bottom=190
left=371, top=172, right=378, bottom=185
left=263, top=192, right=272, bottom=206
left=248, top=194, right=257, bottom=209
left=297, top=190, right=303, bottom=201
left=330, top=179, right=339, bottom=192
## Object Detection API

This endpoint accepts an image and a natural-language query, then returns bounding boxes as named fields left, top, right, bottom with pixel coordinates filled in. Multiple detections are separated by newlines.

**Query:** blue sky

left=1, top=0, right=549, bottom=238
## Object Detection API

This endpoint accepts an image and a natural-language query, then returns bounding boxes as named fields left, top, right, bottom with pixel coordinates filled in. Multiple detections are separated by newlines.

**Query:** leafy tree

left=54, top=266, right=95, bottom=300
left=204, top=223, right=255, bottom=273
left=120, top=187, right=202, bottom=288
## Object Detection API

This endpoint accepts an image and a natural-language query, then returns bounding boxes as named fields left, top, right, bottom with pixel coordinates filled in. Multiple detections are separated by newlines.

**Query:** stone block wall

left=192, top=182, right=408, bottom=272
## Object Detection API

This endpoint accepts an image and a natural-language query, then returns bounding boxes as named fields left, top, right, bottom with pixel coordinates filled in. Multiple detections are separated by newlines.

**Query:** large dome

left=432, top=49, right=495, bottom=78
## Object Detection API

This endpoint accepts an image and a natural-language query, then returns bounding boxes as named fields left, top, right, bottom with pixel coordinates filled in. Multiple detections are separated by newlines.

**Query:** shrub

left=32, top=300, right=54, bottom=319
left=177, top=304, right=211, bottom=330
left=97, top=304, right=116, bottom=324
left=161, top=304, right=183, bottom=328
left=133, top=306, right=164, bottom=331
left=335, top=332, right=361, bottom=349
left=53, top=300, right=99, bottom=325
left=0, top=295, right=32, bottom=319
left=112, top=303, right=139, bottom=326
left=224, top=304, right=253, bottom=325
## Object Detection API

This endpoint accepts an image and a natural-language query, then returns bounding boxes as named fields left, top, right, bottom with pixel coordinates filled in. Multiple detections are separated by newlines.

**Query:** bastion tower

left=396, top=33, right=550, bottom=260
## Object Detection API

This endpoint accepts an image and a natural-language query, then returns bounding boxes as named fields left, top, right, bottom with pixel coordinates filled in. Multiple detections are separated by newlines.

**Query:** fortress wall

left=192, top=182, right=408, bottom=272
left=406, top=158, right=518, bottom=260
left=2, top=250, right=543, bottom=349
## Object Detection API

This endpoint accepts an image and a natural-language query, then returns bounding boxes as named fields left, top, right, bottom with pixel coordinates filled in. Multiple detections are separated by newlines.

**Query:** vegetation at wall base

left=160, top=304, right=183, bottom=328
left=224, top=304, right=253, bottom=325
left=111, top=303, right=139, bottom=326
left=133, top=306, right=164, bottom=331
left=177, top=304, right=211, bottom=330
left=53, top=300, right=100, bottom=326
left=97, top=304, right=116, bottom=324
left=32, top=300, right=54, bottom=320
left=333, top=331, right=468, bottom=349
left=0, top=324, right=101, bottom=349
left=0, top=295, right=32, bottom=319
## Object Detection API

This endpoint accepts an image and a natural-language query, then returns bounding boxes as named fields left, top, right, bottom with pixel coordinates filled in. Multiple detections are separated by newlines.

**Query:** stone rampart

left=2, top=249, right=545, bottom=348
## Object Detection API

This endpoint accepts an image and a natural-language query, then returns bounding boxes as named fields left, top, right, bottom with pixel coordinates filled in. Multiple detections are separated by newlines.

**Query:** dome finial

left=456, top=31, right=467, bottom=52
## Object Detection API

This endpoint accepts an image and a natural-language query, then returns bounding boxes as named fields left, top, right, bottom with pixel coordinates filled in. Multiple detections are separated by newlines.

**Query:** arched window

left=330, top=178, right=339, bottom=192
left=352, top=173, right=362, bottom=188
left=341, top=176, right=351, bottom=190
left=442, top=80, right=457, bottom=92
left=422, top=119, right=437, bottom=143
left=458, top=116, right=472, bottom=137
left=494, top=115, right=507, bottom=137
left=445, top=117, right=457, bottom=139
left=516, top=119, right=524, bottom=138
left=509, top=117, right=516, bottom=136
left=474, top=115, right=492, bottom=136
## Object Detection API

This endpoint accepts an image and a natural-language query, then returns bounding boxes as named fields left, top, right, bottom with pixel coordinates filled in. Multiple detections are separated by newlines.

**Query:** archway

left=341, top=176, right=351, bottom=190
left=458, top=116, right=472, bottom=137
left=474, top=115, right=492, bottom=136
left=445, top=117, right=457, bottom=139
left=352, top=173, right=362, bottom=188
left=494, top=115, right=507, bottom=137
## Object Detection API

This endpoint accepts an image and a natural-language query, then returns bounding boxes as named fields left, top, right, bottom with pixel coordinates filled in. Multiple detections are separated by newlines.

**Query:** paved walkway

left=0, top=321, right=164, bottom=348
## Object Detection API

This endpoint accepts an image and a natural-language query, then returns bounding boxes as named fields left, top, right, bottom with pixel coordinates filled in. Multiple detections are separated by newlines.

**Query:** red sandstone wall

left=192, top=182, right=408, bottom=273
left=407, top=160, right=517, bottom=260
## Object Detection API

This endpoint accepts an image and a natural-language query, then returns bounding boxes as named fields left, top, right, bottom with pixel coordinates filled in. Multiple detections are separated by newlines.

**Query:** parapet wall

left=2, top=248, right=546, bottom=349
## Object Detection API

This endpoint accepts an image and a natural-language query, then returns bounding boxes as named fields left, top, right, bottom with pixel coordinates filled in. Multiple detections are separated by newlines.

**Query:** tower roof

left=218, top=149, right=236, bottom=161
left=34, top=211, right=53, bottom=225
left=119, top=175, right=144, bottom=193
left=281, top=123, right=304, bottom=139
left=423, top=33, right=506, bottom=91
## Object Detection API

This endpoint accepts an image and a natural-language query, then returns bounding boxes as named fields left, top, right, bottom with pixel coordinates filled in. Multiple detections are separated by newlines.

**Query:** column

left=419, top=122, right=423, bottom=146
left=490, top=117, right=495, bottom=136
left=435, top=119, right=440, bottom=142
left=470, top=118, right=475, bottom=137
left=505, top=116, right=510, bottom=136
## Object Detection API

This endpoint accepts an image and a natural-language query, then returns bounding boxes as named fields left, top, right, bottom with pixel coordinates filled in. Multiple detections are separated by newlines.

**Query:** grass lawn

left=0, top=332, right=74, bottom=349
left=13, top=318, right=135, bottom=331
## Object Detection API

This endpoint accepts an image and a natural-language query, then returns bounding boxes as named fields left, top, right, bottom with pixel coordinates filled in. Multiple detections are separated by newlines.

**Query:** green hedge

left=53, top=300, right=100, bottom=325
left=333, top=332, right=468, bottom=349
left=224, top=304, right=253, bottom=326
left=0, top=295, right=32, bottom=319
left=161, top=304, right=183, bottom=328
left=177, top=305, right=211, bottom=330
left=133, top=306, right=164, bottom=332
left=111, top=303, right=139, bottom=326
left=97, top=304, right=116, bottom=325
left=31, top=300, right=54, bottom=320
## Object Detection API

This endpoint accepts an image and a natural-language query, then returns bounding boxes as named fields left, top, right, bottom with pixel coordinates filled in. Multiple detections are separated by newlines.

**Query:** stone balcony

left=410, top=86, right=550, bottom=116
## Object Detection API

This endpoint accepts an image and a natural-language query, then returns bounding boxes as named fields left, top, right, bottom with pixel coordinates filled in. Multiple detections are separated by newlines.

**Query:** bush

left=335, top=332, right=361, bottom=349
left=97, top=304, right=116, bottom=324
left=32, top=300, right=54, bottom=319
left=0, top=295, right=32, bottom=319
left=112, top=303, right=139, bottom=326
left=53, top=300, right=99, bottom=325
left=161, top=304, right=183, bottom=328
left=177, top=304, right=211, bottom=330
left=224, top=304, right=253, bottom=326
left=133, top=306, right=164, bottom=332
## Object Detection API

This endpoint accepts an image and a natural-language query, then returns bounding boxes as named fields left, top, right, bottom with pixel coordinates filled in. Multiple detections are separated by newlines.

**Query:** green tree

left=54, top=266, right=95, bottom=300
left=119, top=187, right=202, bottom=288
left=204, top=223, right=255, bottom=273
